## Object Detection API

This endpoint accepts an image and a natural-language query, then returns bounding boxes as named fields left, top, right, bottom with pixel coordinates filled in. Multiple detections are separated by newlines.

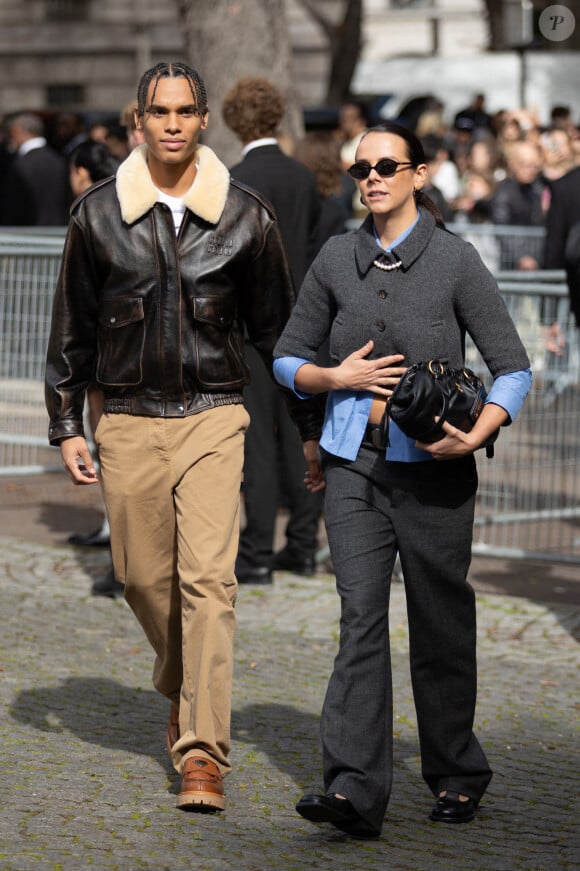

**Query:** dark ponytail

left=70, top=140, right=120, bottom=182
left=414, top=189, right=446, bottom=228
left=361, top=122, right=446, bottom=228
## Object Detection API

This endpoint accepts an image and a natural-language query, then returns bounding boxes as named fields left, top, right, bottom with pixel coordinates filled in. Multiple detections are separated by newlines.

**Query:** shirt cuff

left=273, top=356, right=314, bottom=399
left=486, top=369, right=532, bottom=423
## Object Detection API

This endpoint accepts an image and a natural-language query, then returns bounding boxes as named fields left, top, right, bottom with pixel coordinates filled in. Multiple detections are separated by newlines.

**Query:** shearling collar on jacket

left=115, top=143, right=230, bottom=226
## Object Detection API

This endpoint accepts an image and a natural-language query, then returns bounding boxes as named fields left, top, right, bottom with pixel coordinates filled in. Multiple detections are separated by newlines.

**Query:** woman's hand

left=417, top=404, right=508, bottom=460
left=303, top=438, right=326, bottom=492
left=416, top=422, right=478, bottom=460
left=332, top=341, right=406, bottom=395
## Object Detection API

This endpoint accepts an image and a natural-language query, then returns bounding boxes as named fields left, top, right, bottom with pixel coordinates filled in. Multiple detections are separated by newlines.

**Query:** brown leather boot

left=166, top=704, right=180, bottom=756
left=176, top=756, right=225, bottom=812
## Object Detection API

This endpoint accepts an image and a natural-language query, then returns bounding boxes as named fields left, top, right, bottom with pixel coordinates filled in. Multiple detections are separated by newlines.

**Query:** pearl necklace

left=373, top=256, right=402, bottom=272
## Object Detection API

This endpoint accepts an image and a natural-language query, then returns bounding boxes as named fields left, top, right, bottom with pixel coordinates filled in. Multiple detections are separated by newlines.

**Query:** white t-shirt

left=155, top=188, right=185, bottom=235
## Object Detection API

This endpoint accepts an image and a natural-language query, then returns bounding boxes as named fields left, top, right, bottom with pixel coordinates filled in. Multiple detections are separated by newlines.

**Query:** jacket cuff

left=48, top=419, right=85, bottom=446
left=283, top=391, right=326, bottom=442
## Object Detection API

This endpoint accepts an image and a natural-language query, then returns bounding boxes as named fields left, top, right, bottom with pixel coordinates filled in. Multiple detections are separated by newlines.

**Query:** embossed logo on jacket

left=207, top=235, right=233, bottom=256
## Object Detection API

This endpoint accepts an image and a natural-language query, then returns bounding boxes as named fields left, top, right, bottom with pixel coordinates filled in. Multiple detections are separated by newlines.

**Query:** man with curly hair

left=222, top=76, right=323, bottom=584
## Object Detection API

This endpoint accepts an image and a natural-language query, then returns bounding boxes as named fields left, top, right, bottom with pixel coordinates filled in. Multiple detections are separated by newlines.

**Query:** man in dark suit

left=491, top=140, right=547, bottom=269
left=222, top=77, right=322, bottom=584
left=544, top=164, right=580, bottom=329
left=0, top=113, right=71, bottom=226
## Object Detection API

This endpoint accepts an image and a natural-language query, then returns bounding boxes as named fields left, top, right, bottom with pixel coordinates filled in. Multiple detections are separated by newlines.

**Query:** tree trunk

left=177, top=0, right=303, bottom=165
left=326, top=0, right=363, bottom=105
left=296, top=0, right=363, bottom=106
left=482, top=0, right=505, bottom=50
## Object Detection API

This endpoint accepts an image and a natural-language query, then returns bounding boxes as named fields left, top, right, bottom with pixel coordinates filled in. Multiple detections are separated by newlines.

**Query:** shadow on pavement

left=471, top=558, right=580, bottom=610
left=37, top=500, right=104, bottom=538
left=9, top=676, right=172, bottom=773
left=471, top=561, right=580, bottom=641
left=232, top=702, right=321, bottom=786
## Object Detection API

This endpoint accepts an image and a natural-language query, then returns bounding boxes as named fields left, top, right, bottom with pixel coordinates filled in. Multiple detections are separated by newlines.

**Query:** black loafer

left=91, top=569, right=125, bottom=599
left=295, top=793, right=380, bottom=839
left=68, top=526, right=111, bottom=547
left=235, top=565, right=273, bottom=585
left=272, top=550, right=316, bottom=576
left=429, top=790, right=476, bottom=823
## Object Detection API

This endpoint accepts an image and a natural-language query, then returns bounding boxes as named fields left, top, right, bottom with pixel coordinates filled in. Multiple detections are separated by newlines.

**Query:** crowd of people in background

left=2, top=90, right=579, bottom=380
left=414, top=95, right=579, bottom=227
left=1, top=91, right=579, bottom=250
left=0, top=105, right=143, bottom=227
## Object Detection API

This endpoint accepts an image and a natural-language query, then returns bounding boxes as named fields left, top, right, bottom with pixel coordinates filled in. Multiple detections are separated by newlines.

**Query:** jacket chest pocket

left=96, top=297, right=145, bottom=386
left=328, top=312, right=376, bottom=364
left=190, top=295, right=246, bottom=388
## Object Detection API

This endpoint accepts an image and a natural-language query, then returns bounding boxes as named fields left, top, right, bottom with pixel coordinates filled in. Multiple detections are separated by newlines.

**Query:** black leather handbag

left=387, top=360, right=498, bottom=458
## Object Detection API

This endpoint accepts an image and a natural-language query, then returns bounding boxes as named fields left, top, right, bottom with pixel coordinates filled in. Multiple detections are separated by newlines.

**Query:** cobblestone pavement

left=0, top=532, right=578, bottom=871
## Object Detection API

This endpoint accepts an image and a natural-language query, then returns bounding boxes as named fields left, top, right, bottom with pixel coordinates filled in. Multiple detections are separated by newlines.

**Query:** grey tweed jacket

left=274, top=209, right=530, bottom=379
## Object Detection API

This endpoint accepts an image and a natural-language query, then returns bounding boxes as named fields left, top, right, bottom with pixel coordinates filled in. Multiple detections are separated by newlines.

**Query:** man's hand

left=303, top=438, right=325, bottom=492
left=543, top=322, right=566, bottom=357
left=60, top=436, right=99, bottom=485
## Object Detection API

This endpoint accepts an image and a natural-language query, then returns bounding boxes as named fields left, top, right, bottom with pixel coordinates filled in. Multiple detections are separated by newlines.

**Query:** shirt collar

left=354, top=207, right=435, bottom=274
left=241, top=137, right=279, bottom=157
left=19, top=137, right=47, bottom=156
left=373, top=212, right=420, bottom=252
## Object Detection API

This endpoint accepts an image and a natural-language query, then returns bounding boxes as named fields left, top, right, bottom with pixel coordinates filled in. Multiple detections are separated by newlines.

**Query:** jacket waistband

left=103, top=392, right=244, bottom=417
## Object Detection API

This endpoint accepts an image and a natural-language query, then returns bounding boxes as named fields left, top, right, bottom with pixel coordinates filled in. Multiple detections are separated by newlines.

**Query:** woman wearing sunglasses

left=273, top=122, right=531, bottom=838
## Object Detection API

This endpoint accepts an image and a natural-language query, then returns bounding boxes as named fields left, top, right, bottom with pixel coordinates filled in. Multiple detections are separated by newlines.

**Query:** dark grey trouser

left=320, top=445, right=493, bottom=833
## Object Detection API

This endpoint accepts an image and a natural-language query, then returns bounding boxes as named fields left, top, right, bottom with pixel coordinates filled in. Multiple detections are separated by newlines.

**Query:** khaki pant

left=94, top=404, right=249, bottom=775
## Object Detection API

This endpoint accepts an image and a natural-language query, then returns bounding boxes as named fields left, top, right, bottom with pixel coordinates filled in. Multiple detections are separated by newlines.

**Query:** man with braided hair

left=45, top=62, right=323, bottom=812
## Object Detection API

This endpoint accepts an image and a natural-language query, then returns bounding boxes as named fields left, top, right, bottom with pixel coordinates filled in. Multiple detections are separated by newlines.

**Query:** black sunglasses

left=347, top=158, right=414, bottom=180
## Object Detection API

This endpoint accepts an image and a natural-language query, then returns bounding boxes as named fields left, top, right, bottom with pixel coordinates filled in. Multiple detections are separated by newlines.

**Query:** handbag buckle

left=428, top=360, right=445, bottom=377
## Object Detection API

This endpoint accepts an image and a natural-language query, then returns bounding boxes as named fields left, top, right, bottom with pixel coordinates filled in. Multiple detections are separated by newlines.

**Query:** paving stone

left=0, top=536, right=578, bottom=870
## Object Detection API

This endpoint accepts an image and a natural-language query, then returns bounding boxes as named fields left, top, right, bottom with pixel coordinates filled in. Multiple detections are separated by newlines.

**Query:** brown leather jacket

left=45, top=144, right=324, bottom=445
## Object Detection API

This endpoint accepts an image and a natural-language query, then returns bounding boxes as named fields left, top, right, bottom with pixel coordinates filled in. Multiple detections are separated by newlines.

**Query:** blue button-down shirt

left=273, top=358, right=532, bottom=462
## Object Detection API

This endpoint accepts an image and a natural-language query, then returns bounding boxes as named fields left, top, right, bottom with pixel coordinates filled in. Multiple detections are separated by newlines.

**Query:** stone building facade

left=0, top=0, right=489, bottom=118
left=0, top=0, right=185, bottom=118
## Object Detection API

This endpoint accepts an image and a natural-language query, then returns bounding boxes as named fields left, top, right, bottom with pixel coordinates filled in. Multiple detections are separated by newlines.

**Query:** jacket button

left=110, top=317, right=116, bottom=323
left=376, top=320, right=386, bottom=331
left=379, top=290, right=387, bottom=299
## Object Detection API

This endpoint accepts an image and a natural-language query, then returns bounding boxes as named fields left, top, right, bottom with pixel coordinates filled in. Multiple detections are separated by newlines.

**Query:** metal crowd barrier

left=449, top=221, right=546, bottom=273
left=466, top=271, right=580, bottom=565
left=447, top=225, right=579, bottom=564
left=1, top=229, right=579, bottom=563
left=0, top=232, right=65, bottom=475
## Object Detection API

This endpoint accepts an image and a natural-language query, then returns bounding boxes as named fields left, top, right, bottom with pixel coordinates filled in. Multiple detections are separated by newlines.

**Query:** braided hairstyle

left=136, top=62, right=208, bottom=118
left=360, top=122, right=446, bottom=228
